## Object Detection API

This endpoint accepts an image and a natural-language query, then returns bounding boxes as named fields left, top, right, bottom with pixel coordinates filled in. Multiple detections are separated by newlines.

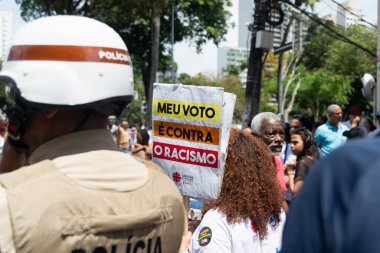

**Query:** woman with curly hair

left=188, top=128, right=285, bottom=253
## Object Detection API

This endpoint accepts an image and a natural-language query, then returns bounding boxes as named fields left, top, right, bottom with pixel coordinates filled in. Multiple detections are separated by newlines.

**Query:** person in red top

left=250, top=112, right=286, bottom=195
left=250, top=112, right=289, bottom=213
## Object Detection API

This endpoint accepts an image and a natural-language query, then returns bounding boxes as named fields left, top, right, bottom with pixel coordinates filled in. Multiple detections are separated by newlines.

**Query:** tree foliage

left=222, top=64, right=241, bottom=76
left=177, top=73, right=245, bottom=123
left=300, top=23, right=376, bottom=117
left=324, top=25, right=376, bottom=78
left=301, top=21, right=336, bottom=70
left=274, top=0, right=321, bottom=115
left=124, top=77, right=146, bottom=127
left=295, top=68, right=353, bottom=118
left=261, top=52, right=303, bottom=118
left=266, top=20, right=376, bottom=121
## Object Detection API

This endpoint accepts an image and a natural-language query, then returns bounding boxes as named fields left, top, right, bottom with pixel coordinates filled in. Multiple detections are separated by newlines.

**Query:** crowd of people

left=0, top=14, right=379, bottom=253
left=180, top=103, right=380, bottom=252
left=107, top=117, right=153, bottom=161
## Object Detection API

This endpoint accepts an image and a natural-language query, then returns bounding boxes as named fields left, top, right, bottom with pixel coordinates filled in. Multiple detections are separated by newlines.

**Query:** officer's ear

left=43, top=109, right=59, bottom=119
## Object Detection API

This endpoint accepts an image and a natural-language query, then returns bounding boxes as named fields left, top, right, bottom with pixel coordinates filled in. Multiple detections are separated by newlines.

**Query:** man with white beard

left=251, top=112, right=286, bottom=197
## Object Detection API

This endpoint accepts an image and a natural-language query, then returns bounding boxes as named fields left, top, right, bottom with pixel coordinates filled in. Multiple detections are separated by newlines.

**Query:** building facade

left=271, top=4, right=292, bottom=49
left=0, top=11, right=13, bottom=61
left=336, top=0, right=362, bottom=28
left=238, top=0, right=253, bottom=49
left=323, top=13, right=337, bottom=24
left=292, top=9, right=309, bottom=52
left=217, top=46, right=249, bottom=84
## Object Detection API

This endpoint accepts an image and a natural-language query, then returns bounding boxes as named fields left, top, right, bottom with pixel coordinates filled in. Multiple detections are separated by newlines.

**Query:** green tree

left=271, top=19, right=376, bottom=120
left=325, top=25, right=376, bottom=114
left=16, top=0, right=233, bottom=126
left=275, top=0, right=320, bottom=114
left=178, top=72, right=245, bottom=123
left=301, top=23, right=376, bottom=116
left=259, top=52, right=280, bottom=114
left=295, top=68, right=352, bottom=119
left=176, top=73, right=192, bottom=83
left=220, top=75, right=246, bottom=122
left=124, top=75, right=146, bottom=127
left=301, top=21, right=337, bottom=70
left=222, top=64, right=241, bottom=76
left=261, top=52, right=304, bottom=120
left=324, top=25, right=376, bottom=78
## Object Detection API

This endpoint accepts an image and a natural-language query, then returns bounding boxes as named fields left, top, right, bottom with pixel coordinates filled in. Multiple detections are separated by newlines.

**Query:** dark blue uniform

left=282, top=138, right=380, bottom=253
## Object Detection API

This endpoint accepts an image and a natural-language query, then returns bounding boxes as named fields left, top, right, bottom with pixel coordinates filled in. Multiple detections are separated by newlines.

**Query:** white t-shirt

left=0, top=135, right=4, bottom=154
left=190, top=209, right=285, bottom=253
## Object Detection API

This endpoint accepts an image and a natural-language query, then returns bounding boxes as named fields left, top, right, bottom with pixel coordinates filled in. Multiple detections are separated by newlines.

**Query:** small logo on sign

left=269, top=216, right=278, bottom=231
left=172, top=172, right=182, bottom=183
left=198, top=226, right=212, bottom=247
left=183, top=174, right=194, bottom=185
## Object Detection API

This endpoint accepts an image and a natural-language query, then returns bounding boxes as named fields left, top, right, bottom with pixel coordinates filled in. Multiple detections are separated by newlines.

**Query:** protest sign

left=218, top=92, right=237, bottom=178
left=152, top=83, right=222, bottom=199
left=152, top=83, right=235, bottom=200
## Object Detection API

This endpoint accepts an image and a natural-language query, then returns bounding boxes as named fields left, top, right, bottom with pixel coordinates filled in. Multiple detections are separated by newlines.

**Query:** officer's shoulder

left=0, top=160, right=55, bottom=189
left=317, top=138, right=380, bottom=175
left=140, top=160, right=183, bottom=196
left=335, top=138, right=380, bottom=156
left=142, top=159, right=166, bottom=174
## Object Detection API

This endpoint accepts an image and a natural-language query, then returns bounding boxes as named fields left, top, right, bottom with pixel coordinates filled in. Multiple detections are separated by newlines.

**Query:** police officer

left=0, top=16, right=186, bottom=252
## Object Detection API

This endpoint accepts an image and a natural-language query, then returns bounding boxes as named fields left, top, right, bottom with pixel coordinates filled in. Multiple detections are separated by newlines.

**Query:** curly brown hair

left=202, top=128, right=283, bottom=240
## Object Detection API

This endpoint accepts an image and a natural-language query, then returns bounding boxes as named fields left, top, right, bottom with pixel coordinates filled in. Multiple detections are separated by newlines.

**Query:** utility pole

left=171, top=0, right=176, bottom=83
left=246, top=0, right=267, bottom=123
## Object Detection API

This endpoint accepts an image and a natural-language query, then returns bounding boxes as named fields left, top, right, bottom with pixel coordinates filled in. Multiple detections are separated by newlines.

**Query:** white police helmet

left=0, top=15, right=133, bottom=115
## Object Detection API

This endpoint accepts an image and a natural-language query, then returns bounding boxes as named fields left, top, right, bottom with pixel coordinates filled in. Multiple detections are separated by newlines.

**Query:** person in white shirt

left=188, top=128, right=286, bottom=253
left=106, top=115, right=118, bottom=141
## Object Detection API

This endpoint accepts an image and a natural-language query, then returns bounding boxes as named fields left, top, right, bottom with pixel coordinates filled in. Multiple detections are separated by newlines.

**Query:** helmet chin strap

left=7, top=138, right=30, bottom=154
left=73, top=110, right=94, bottom=132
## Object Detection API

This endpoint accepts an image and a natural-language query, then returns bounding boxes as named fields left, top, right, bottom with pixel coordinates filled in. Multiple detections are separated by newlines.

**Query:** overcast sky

left=0, top=0, right=377, bottom=76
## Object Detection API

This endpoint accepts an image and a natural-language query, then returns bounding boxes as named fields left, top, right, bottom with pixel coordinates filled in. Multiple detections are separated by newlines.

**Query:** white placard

left=152, top=83, right=230, bottom=200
